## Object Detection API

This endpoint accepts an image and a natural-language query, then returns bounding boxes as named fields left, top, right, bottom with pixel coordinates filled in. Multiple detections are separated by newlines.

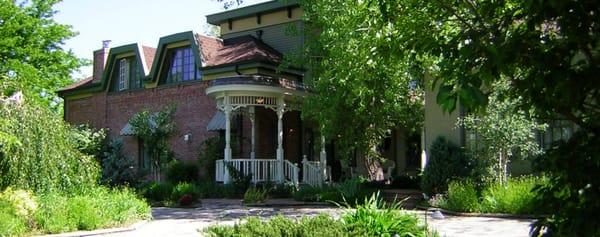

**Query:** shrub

left=0, top=102, right=100, bottom=193
left=171, top=182, right=200, bottom=203
left=421, top=136, right=474, bottom=195
left=0, top=199, right=28, bottom=236
left=480, top=176, right=541, bottom=214
left=259, top=181, right=295, bottom=198
left=227, top=164, right=252, bottom=196
left=204, top=214, right=346, bottom=237
left=441, top=180, right=480, bottom=212
left=0, top=187, right=37, bottom=220
left=101, top=139, right=139, bottom=187
left=35, top=187, right=150, bottom=234
left=293, top=185, right=322, bottom=202
left=197, top=136, right=224, bottom=181
left=166, top=161, right=199, bottom=184
left=433, top=177, right=544, bottom=215
left=179, top=194, right=194, bottom=206
left=243, top=188, right=268, bottom=204
left=205, top=193, right=435, bottom=237
left=143, top=182, right=174, bottom=202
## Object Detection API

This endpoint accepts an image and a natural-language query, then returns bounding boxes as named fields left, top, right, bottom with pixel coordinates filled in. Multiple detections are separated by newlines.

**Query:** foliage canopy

left=0, top=0, right=85, bottom=107
left=300, top=0, right=424, bottom=161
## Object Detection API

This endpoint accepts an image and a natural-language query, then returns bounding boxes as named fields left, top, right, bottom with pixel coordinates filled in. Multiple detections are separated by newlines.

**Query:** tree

left=101, top=139, right=139, bottom=187
left=459, top=80, right=546, bottom=185
left=299, top=0, right=424, bottom=170
left=335, top=0, right=598, bottom=235
left=0, top=0, right=85, bottom=108
left=0, top=96, right=99, bottom=193
left=129, top=105, right=177, bottom=182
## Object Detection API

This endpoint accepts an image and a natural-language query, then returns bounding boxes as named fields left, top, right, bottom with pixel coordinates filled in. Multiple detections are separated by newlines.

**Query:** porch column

left=249, top=106, right=256, bottom=160
left=223, top=96, right=232, bottom=184
left=276, top=97, right=285, bottom=182
left=320, top=135, right=327, bottom=182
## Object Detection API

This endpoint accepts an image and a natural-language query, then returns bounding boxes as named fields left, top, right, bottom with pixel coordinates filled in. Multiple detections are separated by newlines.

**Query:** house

left=58, top=0, right=427, bottom=186
left=422, top=76, right=578, bottom=176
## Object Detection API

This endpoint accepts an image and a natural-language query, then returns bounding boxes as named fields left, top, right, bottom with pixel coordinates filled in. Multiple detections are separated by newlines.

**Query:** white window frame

left=118, top=58, right=130, bottom=91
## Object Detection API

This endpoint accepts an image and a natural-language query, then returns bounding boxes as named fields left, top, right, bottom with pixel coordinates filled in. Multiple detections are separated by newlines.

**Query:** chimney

left=92, top=40, right=111, bottom=83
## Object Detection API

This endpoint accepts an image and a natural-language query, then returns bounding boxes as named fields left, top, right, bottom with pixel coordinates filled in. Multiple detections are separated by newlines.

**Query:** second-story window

left=165, top=47, right=200, bottom=83
left=118, top=58, right=130, bottom=91
left=112, top=56, right=142, bottom=92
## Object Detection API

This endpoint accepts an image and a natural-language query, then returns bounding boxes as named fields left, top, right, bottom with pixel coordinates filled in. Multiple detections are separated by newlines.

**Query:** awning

left=120, top=115, right=157, bottom=136
left=206, top=111, right=242, bottom=131
left=206, top=111, right=226, bottom=131
left=120, top=123, right=134, bottom=136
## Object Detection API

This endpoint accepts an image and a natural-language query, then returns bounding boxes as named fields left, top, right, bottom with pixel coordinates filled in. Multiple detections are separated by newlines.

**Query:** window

left=118, top=59, right=130, bottom=91
left=538, top=120, right=578, bottom=150
left=164, top=47, right=200, bottom=83
left=138, top=139, right=150, bottom=171
left=112, top=57, right=142, bottom=92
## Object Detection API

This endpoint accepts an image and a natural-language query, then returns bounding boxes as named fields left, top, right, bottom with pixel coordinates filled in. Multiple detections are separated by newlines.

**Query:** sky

left=54, top=0, right=269, bottom=79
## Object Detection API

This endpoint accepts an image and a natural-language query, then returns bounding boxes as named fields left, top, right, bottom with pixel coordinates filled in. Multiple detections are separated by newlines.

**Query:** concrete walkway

left=88, top=199, right=534, bottom=237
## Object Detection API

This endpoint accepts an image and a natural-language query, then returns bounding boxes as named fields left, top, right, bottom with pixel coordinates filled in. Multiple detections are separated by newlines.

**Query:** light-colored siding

left=422, top=74, right=463, bottom=167
left=222, top=21, right=304, bottom=55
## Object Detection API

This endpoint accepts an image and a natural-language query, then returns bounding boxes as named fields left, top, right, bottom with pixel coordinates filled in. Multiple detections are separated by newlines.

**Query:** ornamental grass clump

left=341, top=192, right=432, bottom=237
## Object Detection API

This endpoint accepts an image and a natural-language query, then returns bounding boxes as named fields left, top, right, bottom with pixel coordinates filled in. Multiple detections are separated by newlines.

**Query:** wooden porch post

left=276, top=97, right=285, bottom=183
left=223, top=96, right=232, bottom=184
left=249, top=106, right=256, bottom=160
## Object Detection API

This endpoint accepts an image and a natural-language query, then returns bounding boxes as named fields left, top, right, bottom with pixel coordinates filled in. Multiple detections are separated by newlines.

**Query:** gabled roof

left=59, top=31, right=289, bottom=97
left=58, top=43, right=155, bottom=95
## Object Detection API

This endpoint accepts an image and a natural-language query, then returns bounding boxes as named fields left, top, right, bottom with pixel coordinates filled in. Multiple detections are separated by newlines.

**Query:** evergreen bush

left=421, top=136, right=475, bottom=195
left=101, top=139, right=139, bottom=187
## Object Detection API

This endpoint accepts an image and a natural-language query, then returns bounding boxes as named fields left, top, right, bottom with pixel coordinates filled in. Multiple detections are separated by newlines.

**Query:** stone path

left=86, top=199, right=534, bottom=237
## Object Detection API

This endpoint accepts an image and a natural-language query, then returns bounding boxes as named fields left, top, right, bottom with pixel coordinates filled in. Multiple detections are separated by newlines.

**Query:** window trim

left=118, top=58, right=130, bottom=91
left=162, top=46, right=201, bottom=84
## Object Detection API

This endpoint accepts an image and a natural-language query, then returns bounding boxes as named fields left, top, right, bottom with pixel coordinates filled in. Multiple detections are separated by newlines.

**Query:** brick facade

left=64, top=81, right=304, bottom=178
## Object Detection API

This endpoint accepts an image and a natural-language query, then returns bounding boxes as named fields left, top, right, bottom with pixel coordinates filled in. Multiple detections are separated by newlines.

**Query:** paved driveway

left=94, top=200, right=534, bottom=237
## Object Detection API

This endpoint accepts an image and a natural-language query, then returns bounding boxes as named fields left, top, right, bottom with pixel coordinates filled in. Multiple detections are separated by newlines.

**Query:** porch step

left=380, top=189, right=423, bottom=209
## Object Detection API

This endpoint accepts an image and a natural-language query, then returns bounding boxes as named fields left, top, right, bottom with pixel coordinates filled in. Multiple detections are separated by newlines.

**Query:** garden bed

left=416, top=206, right=543, bottom=219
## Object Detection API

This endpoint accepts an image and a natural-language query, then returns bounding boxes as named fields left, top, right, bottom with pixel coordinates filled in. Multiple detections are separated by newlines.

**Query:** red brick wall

left=65, top=83, right=304, bottom=177
left=65, top=82, right=220, bottom=177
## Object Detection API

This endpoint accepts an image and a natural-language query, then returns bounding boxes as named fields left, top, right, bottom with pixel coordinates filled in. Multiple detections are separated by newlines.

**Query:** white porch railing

left=283, top=160, right=300, bottom=185
left=216, top=159, right=299, bottom=185
left=302, top=159, right=324, bottom=187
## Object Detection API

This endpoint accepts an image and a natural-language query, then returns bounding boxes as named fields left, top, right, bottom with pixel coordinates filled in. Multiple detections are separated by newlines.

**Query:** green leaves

left=129, top=105, right=178, bottom=181
left=300, top=0, right=424, bottom=160
left=0, top=101, right=100, bottom=193
left=0, top=0, right=85, bottom=109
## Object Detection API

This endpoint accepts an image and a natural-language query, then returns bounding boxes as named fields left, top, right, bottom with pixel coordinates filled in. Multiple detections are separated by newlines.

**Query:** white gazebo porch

left=206, top=75, right=328, bottom=186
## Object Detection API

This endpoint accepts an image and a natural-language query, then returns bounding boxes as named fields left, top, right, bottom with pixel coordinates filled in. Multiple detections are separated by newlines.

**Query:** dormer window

left=111, top=56, right=142, bottom=92
left=118, top=59, right=130, bottom=91
left=164, top=47, right=200, bottom=83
